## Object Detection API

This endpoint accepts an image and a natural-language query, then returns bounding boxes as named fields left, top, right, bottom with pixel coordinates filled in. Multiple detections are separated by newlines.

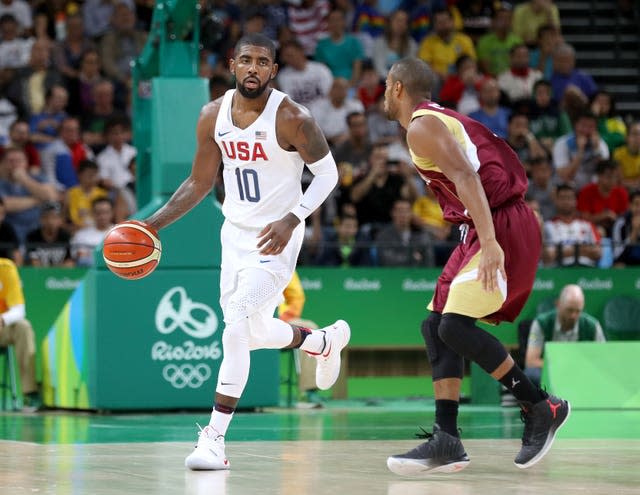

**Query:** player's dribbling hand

left=477, top=239, right=507, bottom=292
left=257, top=213, right=301, bottom=255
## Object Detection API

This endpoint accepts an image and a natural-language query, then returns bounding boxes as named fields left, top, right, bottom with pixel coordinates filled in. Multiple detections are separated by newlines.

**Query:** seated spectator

left=577, top=160, right=629, bottom=237
left=29, top=85, right=68, bottom=149
left=2, top=119, right=40, bottom=172
left=66, top=49, right=103, bottom=117
left=375, top=198, right=434, bottom=267
left=356, top=61, right=384, bottom=111
left=371, top=9, right=417, bottom=80
left=64, top=159, right=108, bottom=232
left=367, top=94, right=402, bottom=146
left=51, top=13, right=95, bottom=81
left=524, top=284, right=605, bottom=387
left=0, top=147, right=57, bottom=244
left=412, top=182, right=452, bottom=242
left=71, top=196, right=114, bottom=266
left=98, top=2, right=146, bottom=89
left=550, top=43, right=597, bottom=104
left=333, top=112, right=372, bottom=179
left=314, top=8, right=364, bottom=86
left=96, top=116, right=136, bottom=191
left=468, top=78, right=510, bottom=139
left=526, top=156, right=557, bottom=221
left=590, top=91, right=627, bottom=153
left=497, top=44, right=542, bottom=104
left=0, top=257, right=41, bottom=411
left=351, top=0, right=385, bottom=58
left=82, top=0, right=135, bottom=39
left=0, top=13, right=34, bottom=70
left=528, top=24, right=562, bottom=80
left=40, top=116, right=93, bottom=190
left=612, top=190, right=640, bottom=266
left=350, top=143, right=418, bottom=227
left=0, top=197, right=21, bottom=265
left=308, top=77, right=364, bottom=146
left=553, top=110, right=609, bottom=190
left=276, top=39, right=333, bottom=108
left=476, top=6, right=522, bottom=77
left=506, top=113, right=547, bottom=166
left=417, top=8, right=475, bottom=88
left=613, top=121, right=640, bottom=190
left=310, top=213, right=372, bottom=267
left=6, top=39, right=62, bottom=116
left=528, top=79, right=562, bottom=151
left=0, top=0, right=32, bottom=34
left=25, top=201, right=73, bottom=267
left=512, top=0, right=560, bottom=47
left=81, top=79, right=128, bottom=152
left=438, top=55, right=485, bottom=115
left=543, top=184, right=601, bottom=267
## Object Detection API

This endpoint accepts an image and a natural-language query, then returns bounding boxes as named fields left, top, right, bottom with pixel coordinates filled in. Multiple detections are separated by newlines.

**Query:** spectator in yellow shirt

left=278, top=271, right=322, bottom=407
left=0, top=258, right=39, bottom=411
left=614, top=121, right=640, bottom=190
left=64, top=159, right=108, bottom=232
left=512, top=0, right=561, bottom=46
left=417, top=8, right=475, bottom=87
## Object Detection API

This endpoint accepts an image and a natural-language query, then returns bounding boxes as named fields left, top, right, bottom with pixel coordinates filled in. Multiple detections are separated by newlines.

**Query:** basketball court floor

left=1, top=400, right=638, bottom=495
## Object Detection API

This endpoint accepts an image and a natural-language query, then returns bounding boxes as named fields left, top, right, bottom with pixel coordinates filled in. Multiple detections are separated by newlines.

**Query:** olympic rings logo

left=162, top=363, right=212, bottom=389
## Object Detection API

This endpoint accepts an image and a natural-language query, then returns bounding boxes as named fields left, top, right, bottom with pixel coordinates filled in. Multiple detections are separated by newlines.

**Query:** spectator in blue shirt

left=469, top=78, right=511, bottom=139
left=550, top=43, right=597, bottom=104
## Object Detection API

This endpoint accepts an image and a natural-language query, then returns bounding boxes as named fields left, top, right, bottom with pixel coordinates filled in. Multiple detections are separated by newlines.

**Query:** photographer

left=350, top=143, right=418, bottom=228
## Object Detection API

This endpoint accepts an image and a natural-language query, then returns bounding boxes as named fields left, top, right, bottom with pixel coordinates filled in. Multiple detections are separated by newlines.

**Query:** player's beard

left=237, top=78, right=270, bottom=99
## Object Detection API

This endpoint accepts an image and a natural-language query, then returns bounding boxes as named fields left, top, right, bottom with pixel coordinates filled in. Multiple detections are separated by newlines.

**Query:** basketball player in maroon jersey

left=383, top=57, right=570, bottom=475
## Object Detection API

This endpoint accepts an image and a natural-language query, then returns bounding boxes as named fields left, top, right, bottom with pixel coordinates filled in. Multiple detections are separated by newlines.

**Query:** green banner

left=297, top=267, right=640, bottom=346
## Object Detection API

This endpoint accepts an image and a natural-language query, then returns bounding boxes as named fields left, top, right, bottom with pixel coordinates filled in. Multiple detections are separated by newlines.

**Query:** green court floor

left=1, top=400, right=638, bottom=445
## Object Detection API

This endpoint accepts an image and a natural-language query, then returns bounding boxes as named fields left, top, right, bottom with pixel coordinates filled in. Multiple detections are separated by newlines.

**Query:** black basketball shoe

left=387, top=424, right=470, bottom=476
left=515, top=394, right=571, bottom=468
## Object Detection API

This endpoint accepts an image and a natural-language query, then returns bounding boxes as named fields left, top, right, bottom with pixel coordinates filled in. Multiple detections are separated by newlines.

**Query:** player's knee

left=421, top=312, right=442, bottom=361
left=423, top=312, right=463, bottom=380
left=222, top=320, right=250, bottom=349
left=438, top=313, right=476, bottom=356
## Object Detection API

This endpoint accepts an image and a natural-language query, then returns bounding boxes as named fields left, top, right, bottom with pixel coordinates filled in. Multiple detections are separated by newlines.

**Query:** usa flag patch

left=255, top=131, right=267, bottom=140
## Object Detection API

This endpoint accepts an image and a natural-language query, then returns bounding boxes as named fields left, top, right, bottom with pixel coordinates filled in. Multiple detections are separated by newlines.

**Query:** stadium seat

left=602, top=296, right=640, bottom=341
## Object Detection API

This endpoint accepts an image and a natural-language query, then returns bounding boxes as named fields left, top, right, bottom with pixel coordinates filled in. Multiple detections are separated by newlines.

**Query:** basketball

left=103, top=220, right=162, bottom=280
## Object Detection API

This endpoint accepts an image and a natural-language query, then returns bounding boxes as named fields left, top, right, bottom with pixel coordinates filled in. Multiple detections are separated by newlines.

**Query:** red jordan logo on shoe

left=547, top=399, right=561, bottom=419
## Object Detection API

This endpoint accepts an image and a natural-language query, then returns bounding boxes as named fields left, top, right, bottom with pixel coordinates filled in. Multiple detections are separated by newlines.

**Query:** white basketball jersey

left=215, top=89, right=305, bottom=229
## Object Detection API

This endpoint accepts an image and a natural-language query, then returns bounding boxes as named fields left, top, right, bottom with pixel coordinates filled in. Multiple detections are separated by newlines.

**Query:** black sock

left=435, top=399, right=459, bottom=437
left=499, top=365, right=544, bottom=404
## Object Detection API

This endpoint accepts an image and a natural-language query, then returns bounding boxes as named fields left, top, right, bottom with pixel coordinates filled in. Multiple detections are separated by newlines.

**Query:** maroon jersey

left=409, top=101, right=528, bottom=224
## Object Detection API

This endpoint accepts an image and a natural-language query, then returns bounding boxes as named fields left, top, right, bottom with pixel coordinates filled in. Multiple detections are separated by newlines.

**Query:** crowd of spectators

left=0, top=0, right=638, bottom=269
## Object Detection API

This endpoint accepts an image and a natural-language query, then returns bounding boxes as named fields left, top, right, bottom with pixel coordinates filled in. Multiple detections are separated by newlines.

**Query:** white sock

left=209, top=409, right=234, bottom=437
left=299, top=330, right=327, bottom=355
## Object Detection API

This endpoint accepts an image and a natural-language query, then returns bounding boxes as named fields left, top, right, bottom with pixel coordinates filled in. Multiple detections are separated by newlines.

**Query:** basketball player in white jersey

left=144, top=33, right=350, bottom=470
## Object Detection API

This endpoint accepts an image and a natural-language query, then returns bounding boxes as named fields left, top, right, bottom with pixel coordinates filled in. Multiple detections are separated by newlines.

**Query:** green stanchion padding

left=543, top=342, right=640, bottom=408
left=470, top=362, right=500, bottom=405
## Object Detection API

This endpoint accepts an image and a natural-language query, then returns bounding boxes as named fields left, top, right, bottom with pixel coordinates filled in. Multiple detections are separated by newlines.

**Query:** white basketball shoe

left=310, top=320, right=351, bottom=390
left=185, top=425, right=230, bottom=471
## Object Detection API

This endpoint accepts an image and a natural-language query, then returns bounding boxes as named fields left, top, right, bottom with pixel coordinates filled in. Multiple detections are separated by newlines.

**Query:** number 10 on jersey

left=235, top=167, right=260, bottom=202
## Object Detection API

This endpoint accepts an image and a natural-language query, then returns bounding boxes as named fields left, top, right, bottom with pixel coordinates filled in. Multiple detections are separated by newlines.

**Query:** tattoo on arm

left=296, top=117, right=330, bottom=163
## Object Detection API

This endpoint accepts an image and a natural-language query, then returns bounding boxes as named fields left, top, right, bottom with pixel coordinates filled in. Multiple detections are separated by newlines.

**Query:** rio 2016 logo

left=152, top=287, right=221, bottom=389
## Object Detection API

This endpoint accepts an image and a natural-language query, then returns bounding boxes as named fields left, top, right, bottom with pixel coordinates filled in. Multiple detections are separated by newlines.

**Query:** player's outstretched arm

left=257, top=100, right=338, bottom=255
left=407, top=115, right=506, bottom=292
left=145, top=101, right=222, bottom=231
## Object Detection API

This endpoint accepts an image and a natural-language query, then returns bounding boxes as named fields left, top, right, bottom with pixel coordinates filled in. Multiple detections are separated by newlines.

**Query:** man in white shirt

left=71, top=196, right=114, bottom=266
left=0, top=0, right=32, bottom=34
left=0, top=13, right=33, bottom=69
left=307, top=77, right=364, bottom=145
left=96, top=116, right=136, bottom=190
left=276, top=39, right=333, bottom=108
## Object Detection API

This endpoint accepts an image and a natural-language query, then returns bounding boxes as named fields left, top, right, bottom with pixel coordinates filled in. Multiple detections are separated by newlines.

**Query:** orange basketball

left=103, top=220, right=162, bottom=280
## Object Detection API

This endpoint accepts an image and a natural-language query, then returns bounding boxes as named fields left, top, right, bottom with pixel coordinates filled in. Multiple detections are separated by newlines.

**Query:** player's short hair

left=389, top=57, right=434, bottom=99
left=234, top=33, right=276, bottom=62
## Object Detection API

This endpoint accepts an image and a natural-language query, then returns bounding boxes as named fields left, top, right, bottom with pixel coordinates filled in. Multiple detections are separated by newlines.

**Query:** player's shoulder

left=200, top=96, right=224, bottom=118
left=276, top=94, right=314, bottom=131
